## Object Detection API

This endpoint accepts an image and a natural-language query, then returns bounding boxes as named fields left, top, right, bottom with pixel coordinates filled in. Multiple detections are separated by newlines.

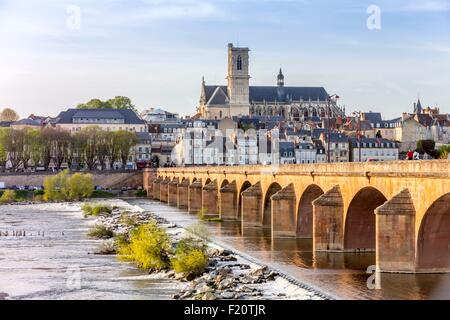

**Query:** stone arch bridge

left=144, top=161, right=450, bottom=273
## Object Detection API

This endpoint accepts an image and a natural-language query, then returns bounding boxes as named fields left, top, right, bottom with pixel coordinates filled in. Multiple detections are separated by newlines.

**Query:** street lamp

left=352, top=111, right=362, bottom=162
left=327, top=94, right=340, bottom=163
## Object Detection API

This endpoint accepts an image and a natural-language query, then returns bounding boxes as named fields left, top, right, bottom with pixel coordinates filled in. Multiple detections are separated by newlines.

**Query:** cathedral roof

left=203, top=85, right=328, bottom=105
left=249, top=86, right=328, bottom=103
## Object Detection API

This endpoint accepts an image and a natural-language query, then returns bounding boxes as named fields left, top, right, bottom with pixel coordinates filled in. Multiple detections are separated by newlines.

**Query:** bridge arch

left=417, top=193, right=450, bottom=271
left=297, top=184, right=324, bottom=238
left=221, top=179, right=230, bottom=188
left=263, top=182, right=282, bottom=228
left=238, top=181, right=252, bottom=219
left=204, top=178, right=212, bottom=186
left=344, top=187, right=387, bottom=251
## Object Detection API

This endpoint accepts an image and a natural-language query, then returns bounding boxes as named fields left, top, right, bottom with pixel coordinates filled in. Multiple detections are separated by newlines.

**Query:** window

left=237, top=56, right=242, bottom=70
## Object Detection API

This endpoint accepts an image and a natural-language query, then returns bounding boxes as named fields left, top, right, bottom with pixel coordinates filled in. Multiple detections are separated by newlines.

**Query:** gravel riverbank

left=91, top=199, right=326, bottom=300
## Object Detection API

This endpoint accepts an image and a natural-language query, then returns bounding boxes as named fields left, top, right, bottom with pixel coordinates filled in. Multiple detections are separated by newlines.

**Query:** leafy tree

left=115, top=130, right=138, bottom=169
left=0, top=108, right=19, bottom=121
left=107, top=96, right=137, bottom=112
left=0, top=129, right=7, bottom=171
left=438, top=145, right=450, bottom=159
left=96, top=130, right=111, bottom=170
left=416, top=140, right=440, bottom=159
left=2, top=129, right=25, bottom=171
left=76, top=96, right=137, bottom=112
left=77, top=98, right=109, bottom=109
left=76, top=127, right=101, bottom=170
left=64, top=172, right=94, bottom=200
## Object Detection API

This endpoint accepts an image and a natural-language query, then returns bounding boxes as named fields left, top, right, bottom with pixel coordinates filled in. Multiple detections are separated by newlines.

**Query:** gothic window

left=237, top=56, right=242, bottom=71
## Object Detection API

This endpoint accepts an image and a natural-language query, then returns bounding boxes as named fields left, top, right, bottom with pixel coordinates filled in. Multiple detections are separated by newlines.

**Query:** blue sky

left=0, top=0, right=449, bottom=119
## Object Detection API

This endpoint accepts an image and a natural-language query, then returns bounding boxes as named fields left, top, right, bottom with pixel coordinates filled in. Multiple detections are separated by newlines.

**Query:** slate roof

left=136, top=132, right=152, bottom=143
left=204, top=85, right=328, bottom=105
left=74, top=110, right=124, bottom=119
left=12, top=118, right=42, bottom=126
left=323, top=132, right=349, bottom=143
left=349, top=138, right=398, bottom=148
left=0, top=121, right=12, bottom=127
left=56, top=108, right=145, bottom=124
left=207, top=87, right=229, bottom=106
left=279, top=141, right=295, bottom=154
left=362, top=112, right=383, bottom=124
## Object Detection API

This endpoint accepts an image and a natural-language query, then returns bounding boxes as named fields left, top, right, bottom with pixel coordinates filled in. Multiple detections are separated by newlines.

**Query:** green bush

left=117, top=222, right=171, bottom=270
left=91, top=190, right=115, bottom=198
left=171, top=238, right=208, bottom=275
left=120, top=212, right=139, bottom=227
left=34, top=189, right=45, bottom=196
left=135, top=189, right=147, bottom=198
left=0, top=190, right=16, bottom=204
left=92, top=204, right=112, bottom=216
left=82, top=204, right=93, bottom=217
left=14, top=190, right=29, bottom=201
left=88, top=224, right=115, bottom=239
left=64, top=173, right=94, bottom=200
left=44, top=170, right=94, bottom=201
left=82, top=203, right=112, bottom=217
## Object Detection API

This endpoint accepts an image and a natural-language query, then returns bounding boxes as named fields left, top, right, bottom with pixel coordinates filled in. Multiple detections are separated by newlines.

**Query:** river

left=1, top=200, right=449, bottom=300
left=0, top=202, right=181, bottom=300
left=129, top=199, right=450, bottom=300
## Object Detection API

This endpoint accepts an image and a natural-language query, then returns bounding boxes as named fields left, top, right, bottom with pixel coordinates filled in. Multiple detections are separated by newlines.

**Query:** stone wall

left=0, top=171, right=143, bottom=189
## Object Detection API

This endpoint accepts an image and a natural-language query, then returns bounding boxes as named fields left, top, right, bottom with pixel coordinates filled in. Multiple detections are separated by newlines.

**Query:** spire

left=416, top=98, right=422, bottom=114
left=200, top=76, right=207, bottom=105
left=277, top=68, right=284, bottom=87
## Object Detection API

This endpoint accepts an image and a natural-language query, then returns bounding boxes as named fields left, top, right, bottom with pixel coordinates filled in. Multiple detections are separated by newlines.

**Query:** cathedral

left=198, top=43, right=345, bottom=121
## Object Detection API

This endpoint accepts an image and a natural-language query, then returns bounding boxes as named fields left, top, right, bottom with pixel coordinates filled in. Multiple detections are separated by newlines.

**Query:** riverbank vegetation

left=82, top=203, right=112, bottom=217
left=115, top=221, right=209, bottom=275
left=117, top=222, right=172, bottom=269
left=43, top=170, right=94, bottom=201
left=88, top=224, right=115, bottom=239
left=171, top=238, right=209, bottom=275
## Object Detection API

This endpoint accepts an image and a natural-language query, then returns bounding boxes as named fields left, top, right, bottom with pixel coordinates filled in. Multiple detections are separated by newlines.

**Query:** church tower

left=277, top=68, right=284, bottom=87
left=227, top=43, right=250, bottom=116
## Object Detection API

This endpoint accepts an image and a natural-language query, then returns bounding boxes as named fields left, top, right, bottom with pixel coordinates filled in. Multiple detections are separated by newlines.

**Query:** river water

left=129, top=200, right=450, bottom=300
left=1, top=200, right=449, bottom=300
left=0, top=202, right=181, bottom=300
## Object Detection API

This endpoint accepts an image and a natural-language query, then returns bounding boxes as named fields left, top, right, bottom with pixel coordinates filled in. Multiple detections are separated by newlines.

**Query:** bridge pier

left=271, top=184, right=297, bottom=238
left=312, top=186, right=344, bottom=252
left=177, top=179, right=189, bottom=209
left=188, top=180, right=203, bottom=214
left=168, top=178, right=179, bottom=206
left=153, top=177, right=162, bottom=200
left=160, top=179, right=169, bottom=203
left=202, top=180, right=219, bottom=217
left=220, top=181, right=238, bottom=220
left=241, top=182, right=263, bottom=228
left=375, top=189, right=416, bottom=273
left=143, top=169, right=156, bottom=199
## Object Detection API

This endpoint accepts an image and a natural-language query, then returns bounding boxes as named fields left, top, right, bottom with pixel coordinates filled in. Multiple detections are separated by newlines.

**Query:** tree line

left=0, top=127, right=138, bottom=172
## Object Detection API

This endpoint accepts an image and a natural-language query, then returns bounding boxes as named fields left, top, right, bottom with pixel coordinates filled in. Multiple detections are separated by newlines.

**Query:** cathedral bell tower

left=277, top=68, right=284, bottom=87
left=227, top=43, right=250, bottom=117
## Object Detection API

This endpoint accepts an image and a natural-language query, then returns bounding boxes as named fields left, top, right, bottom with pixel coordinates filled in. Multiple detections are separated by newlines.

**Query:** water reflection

left=132, top=200, right=450, bottom=300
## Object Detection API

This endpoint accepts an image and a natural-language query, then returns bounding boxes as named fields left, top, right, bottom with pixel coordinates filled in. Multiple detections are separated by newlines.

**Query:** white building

left=349, top=138, right=399, bottom=162
left=295, top=143, right=317, bottom=164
